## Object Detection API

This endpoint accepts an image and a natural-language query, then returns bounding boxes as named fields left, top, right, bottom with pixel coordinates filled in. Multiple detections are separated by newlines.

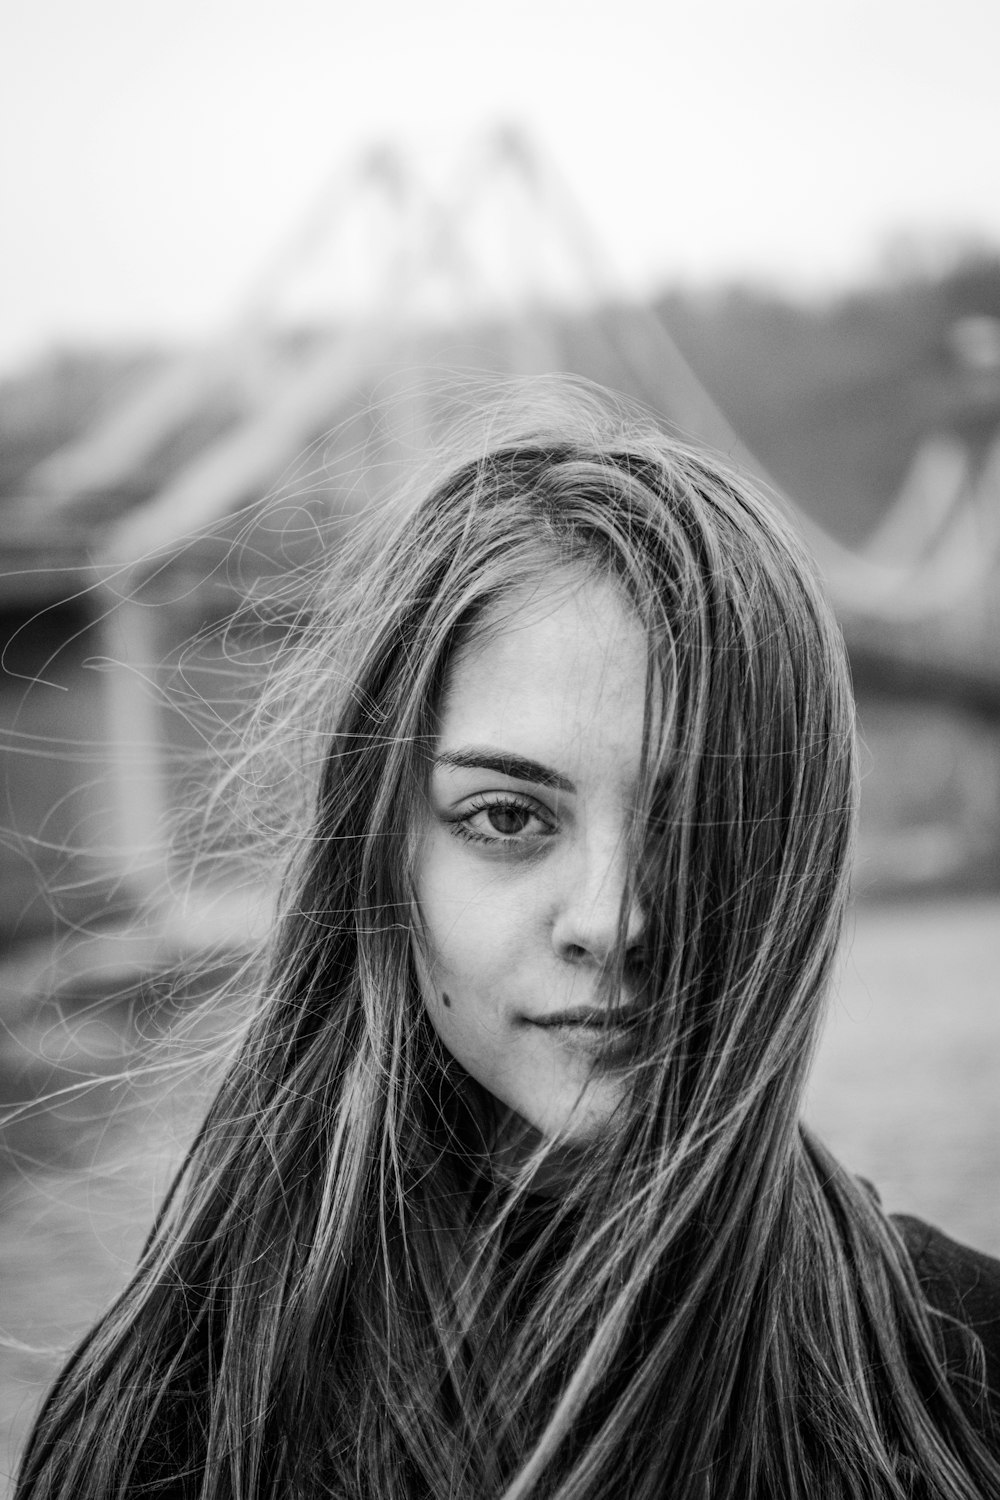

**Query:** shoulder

left=891, top=1213, right=1000, bottom=1399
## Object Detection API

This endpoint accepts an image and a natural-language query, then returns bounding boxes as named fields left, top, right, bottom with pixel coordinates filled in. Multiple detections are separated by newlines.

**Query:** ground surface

left=1, top=894, right=998, bottom=1494
left=808, top=895, right=1000, bottom=1252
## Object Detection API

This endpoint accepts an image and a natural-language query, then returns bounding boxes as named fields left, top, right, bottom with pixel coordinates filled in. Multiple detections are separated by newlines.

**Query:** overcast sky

left=2, top=0, right=999, bottom=372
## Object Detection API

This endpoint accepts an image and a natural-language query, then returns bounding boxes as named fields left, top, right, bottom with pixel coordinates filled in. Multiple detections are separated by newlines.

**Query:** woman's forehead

left=436, top=576, right=648, bottom=786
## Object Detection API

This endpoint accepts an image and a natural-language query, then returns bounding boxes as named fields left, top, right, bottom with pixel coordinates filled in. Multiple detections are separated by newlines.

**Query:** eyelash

left=449, top=793, right=556, bottom=847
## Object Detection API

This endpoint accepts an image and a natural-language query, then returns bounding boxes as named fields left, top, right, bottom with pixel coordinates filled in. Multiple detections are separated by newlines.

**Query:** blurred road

left=809, top=895, right=1000, bottom=1252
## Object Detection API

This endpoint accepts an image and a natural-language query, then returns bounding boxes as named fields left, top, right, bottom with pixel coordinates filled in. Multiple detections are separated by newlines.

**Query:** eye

left=452, top=794, right=556, bottom=847
left=486, top=803, right=529, bottom=835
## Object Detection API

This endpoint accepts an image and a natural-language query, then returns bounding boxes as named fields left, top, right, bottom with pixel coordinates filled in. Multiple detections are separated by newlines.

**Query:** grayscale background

left=2, top=0, right=999, bottom=1490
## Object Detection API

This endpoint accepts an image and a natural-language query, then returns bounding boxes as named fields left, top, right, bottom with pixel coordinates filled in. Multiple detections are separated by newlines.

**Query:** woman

left=17, top=386, right=1000, bottom=1497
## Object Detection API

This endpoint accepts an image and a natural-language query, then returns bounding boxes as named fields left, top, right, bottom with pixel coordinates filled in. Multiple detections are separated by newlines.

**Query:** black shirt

left=893, top=1213, right=1000, bottom=1437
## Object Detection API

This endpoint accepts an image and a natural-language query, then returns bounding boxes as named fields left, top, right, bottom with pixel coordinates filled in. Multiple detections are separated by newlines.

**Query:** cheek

left=417, top=894, right=508, bottom=1015
left=416, top=838, right=512, bottom=986
left=413, top=837, right=531, bottom=1048
left=412, top=923, right=512, bottom=1103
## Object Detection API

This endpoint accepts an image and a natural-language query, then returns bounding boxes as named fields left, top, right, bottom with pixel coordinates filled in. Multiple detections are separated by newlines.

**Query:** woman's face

left=413, top=573, right=648, bottom=1146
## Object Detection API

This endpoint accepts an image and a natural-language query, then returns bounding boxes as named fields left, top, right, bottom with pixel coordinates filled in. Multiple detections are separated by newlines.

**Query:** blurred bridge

left=2, top=127, right=998, bottom=929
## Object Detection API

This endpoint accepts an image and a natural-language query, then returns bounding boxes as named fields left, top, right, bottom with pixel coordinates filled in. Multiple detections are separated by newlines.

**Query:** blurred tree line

left=652, top=252, right=1000, bottom=542
left=4, top=252, right=1000, bottom=543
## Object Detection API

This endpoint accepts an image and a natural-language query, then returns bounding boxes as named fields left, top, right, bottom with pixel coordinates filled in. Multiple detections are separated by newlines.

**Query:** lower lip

left=529, top=1019, right=638, bottom=1064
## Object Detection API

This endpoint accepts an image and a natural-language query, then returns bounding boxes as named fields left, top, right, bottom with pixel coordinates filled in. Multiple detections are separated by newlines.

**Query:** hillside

left=654, top=255, right=1000, bottom=543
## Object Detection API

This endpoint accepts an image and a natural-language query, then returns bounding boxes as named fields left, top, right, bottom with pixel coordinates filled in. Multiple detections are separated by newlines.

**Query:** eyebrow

left=433, top=748, right=576, bottom=792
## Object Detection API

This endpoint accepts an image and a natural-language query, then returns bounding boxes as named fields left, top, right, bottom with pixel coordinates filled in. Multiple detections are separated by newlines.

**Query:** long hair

left=17, top=385, right=1000, bottom=1498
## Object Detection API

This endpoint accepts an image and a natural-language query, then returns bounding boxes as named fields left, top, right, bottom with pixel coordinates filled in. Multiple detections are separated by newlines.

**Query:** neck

left=490, top=1112, right=591, bottom=1198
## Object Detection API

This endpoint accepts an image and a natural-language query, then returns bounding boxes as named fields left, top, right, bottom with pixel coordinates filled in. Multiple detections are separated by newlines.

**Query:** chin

left=522, top=1079, right=628, bottom=1147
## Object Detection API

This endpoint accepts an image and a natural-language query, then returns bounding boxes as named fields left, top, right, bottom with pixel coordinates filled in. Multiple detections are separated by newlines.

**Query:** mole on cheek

left=442, top=992, right=452, bottom=1009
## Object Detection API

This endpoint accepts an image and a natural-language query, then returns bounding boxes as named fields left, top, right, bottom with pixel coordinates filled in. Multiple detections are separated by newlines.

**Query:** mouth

left=527, top=1006, right=642, bottom=1069
left=528, top=1005, right=644, bottom=1034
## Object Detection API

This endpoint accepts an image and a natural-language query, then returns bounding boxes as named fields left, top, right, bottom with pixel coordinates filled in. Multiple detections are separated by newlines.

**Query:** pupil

left=488, top=805, right=528, bottom=835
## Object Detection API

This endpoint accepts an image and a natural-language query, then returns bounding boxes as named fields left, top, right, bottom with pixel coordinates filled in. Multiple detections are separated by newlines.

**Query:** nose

left=549, top=836, right=645, bottom=967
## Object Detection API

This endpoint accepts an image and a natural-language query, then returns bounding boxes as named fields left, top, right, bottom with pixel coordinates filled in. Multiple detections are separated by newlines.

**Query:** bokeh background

left=2, top=0, right=1000, bottom=1490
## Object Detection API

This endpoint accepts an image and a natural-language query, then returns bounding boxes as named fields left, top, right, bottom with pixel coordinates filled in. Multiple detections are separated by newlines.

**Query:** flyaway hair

left=17, top=383, right=1000, bottom=1499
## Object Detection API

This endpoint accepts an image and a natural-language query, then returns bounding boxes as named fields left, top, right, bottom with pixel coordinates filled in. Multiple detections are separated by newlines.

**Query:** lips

left=529, top=1005, right=643, bottom=1031
left=527, top=1007, right=643, bottom=1070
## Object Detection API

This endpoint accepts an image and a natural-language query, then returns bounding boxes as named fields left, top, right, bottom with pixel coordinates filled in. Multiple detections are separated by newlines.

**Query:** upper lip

left=529, top=1005, right=644, bottom=1030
